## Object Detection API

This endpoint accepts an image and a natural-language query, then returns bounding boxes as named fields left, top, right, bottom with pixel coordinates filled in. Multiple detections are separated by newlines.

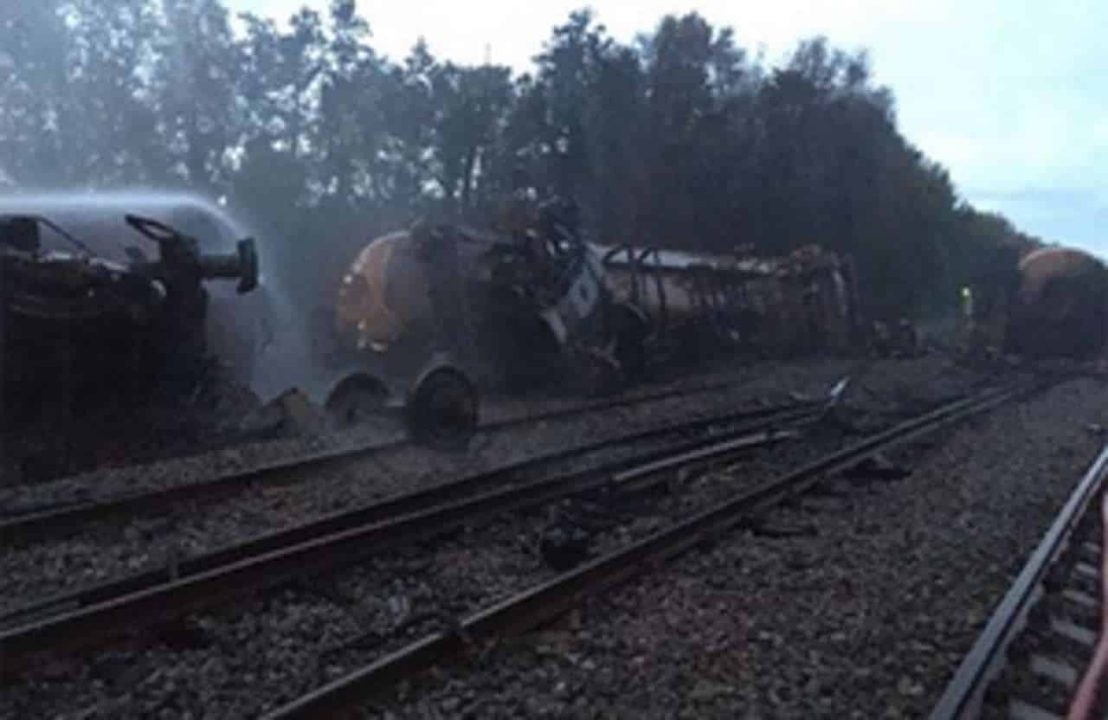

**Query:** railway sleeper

left=1044, top=615, right=1098, bottom=650
left=991, top=661, right=1073, bottom=717
left=1043, top=541, right=1099, bottom=595
left=1039, top=591, right=1099, bottom=628
left=1046, top=565, right=1100, bottom=598
left=1026, top=653, right=1080, bottom=690
left=535, top=433, right=800, bottom=572
left=0, top=412, right=810, bottom=675
left=929, top=424, right=1107, bottom=720
left=258, top=387, right=1027, bottom=719
left=1010, top=621, right=1088, bottom=670
left=1006, top=699, right=1063, bottom=720
left=1074, top=539, right=1102, bottom=566
left=1059, top=587, right=1099, bottom=614
left=1018, top=615, right=1098, bottom=672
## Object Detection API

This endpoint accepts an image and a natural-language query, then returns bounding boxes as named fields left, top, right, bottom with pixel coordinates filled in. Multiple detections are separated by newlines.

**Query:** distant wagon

left=1004, top=246, right=1108, bottom=359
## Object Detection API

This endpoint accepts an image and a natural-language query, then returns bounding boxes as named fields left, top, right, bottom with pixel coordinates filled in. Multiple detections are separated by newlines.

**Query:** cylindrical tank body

left=1006, top=246, right=1108, bottom=358
left=334, top=230, right=435, bottom=352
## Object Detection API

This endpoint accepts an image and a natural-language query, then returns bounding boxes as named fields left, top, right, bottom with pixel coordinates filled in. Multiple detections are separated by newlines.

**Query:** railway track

left=0, top=398, right=821, bottom=675
left=0, top=373, right=768, bottom=543
left=930, top=440, right=1108, bottom=719
left=254, top=382, right=1024, bottom=719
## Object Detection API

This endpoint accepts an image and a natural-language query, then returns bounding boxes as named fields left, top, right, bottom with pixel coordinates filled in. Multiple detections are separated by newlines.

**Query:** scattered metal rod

left=479, top=374, right=760, bottom=432
left=0, top=406, right=812, bottom=673
left=611, top=428, right=804, bottom=492
left=263, top=383, right=1023, bottom=720
left=929, top=439, right=1108, bottom=720
left=0, top=379, right=795, bottom=546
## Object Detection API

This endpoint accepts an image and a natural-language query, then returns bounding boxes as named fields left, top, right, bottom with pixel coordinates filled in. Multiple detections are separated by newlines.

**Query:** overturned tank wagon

left=1005, top=246, right=1108, bottom=359
left=324, top=217, right=650, bottom=439
left=326, top=209, right=856, bottom=438
left=598, top=242, right=855, bottom=360
left=0, top=197, right=261, bottom=425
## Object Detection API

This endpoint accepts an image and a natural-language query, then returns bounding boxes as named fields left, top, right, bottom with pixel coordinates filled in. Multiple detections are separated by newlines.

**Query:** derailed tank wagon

left=1004, top=246, right=1108, bottom=359
left=325, top=206, right=857, bottom=435
left=0, top=191, right=868, bottom=456
left=0, top=200, right=260, bottom=424
left=957, top=241, right=1108, bottom=362
left=599, top=242, right=855, bottom=361
left=323, top=215, right=650, bottom=440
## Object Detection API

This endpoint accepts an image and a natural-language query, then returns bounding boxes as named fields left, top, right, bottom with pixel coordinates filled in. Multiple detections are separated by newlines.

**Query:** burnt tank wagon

left=326, top=205, right=856, bottom=434
left=0, top=196, right=262, bottom=422
left=322, top=215, right=648, bottom=439
left=599, top=242, right=854, bottom=359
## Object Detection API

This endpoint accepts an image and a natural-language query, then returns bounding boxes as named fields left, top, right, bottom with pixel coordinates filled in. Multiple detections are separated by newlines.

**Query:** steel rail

left=929, top=441, right=1108, bottom=719
left=0, top=400, right=813, bottom=631
left=1068, top=489, right=1108, bottom=719
left=0, top=375, right=768, bottom=545
left=263, top=385, right=1022, bottom=719
left=0, top=405, right=815, bottom=674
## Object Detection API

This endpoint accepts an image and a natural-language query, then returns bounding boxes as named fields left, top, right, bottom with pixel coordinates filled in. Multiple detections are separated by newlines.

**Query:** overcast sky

left=232, top=0, right=1108, bottom=256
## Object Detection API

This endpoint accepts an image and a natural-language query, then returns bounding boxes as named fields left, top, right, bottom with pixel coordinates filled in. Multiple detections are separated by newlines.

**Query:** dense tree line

left=0, top=0, right=1039, bottom=317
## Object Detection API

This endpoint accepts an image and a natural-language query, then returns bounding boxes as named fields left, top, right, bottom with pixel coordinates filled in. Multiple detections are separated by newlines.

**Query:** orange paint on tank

left=334, top=231, right=434, bottom=350
left=1007, top=245, right=1108, bottom=358
left=1017, top=246, right=1105, bottom=304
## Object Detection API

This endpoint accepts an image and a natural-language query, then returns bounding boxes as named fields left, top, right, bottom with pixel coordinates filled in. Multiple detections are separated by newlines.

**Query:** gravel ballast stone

left=367, top=376, right=1108, bottom=719
left=0, top=356, right=1006, bottom=718
left=0, top=357, right=863, bottom=612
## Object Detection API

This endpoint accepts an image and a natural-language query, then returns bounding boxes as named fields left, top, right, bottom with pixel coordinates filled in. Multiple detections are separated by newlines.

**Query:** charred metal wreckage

left=323, top=207, right=631, bottom=444
left=2, top=191, right=1100, bottom=457
left=322, top=204, right=856, bottom=443
left=0, top=195, right=857, bottom=450
left=0, top=205, right=258, bottom=426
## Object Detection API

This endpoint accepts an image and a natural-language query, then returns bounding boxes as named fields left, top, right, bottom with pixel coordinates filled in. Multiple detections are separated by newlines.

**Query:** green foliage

left=0, top=1, right=1040, bottom=317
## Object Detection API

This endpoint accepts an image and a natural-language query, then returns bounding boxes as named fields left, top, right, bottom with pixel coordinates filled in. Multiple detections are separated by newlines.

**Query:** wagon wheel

left=406, top=367, right=478, bottom=449
left=325, top=374, right=389, bottom=428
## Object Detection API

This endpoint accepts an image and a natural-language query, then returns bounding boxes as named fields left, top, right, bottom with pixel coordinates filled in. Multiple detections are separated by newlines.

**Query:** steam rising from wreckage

left=0, top=193, right=859, bottom=447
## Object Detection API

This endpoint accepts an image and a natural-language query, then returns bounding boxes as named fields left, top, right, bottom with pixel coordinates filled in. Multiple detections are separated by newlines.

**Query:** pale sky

left=232, top=0, right=1108, bottom=255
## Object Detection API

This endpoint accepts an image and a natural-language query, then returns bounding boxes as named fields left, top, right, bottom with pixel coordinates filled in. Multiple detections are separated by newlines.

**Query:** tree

left=154, top=0, right=241, bottom=191
left=0, top=0, right=1045, bottom=320
left=60, top=0, right=165, bottom=186
left=638, top=13, right=752, bottom=249
left=0, top=0, right=71, bottom=185
left=427, top=63, right=513, bottom=215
